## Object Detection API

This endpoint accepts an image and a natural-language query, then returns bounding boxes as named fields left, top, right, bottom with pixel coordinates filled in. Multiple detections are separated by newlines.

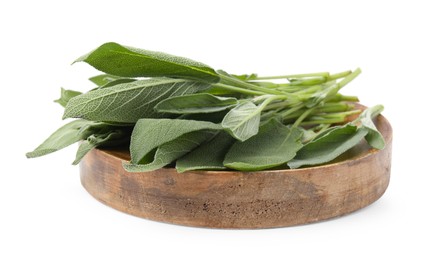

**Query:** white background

left=1, top=0, right=442, bottom=259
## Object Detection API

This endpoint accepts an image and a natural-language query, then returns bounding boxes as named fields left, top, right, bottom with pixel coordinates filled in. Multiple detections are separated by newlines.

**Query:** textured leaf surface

left=129, top=119, right=222, bottom=164
left=155, top=93, right=237, bottom=114
left=176, top=131, right=235, bottom=172
left=287, top=125, right=368, bottom=169
left=76, top=42, right=220, bottom=83
left=63, top=78, right=210, bottom=123
left=26, top=120, right=91, bottom=158
left=54, top=88, right=82, bottom=107
left=221, top=101, right=261, bottom=141
left=224, top=119, right=303, bottom=171
left=124, top=130, right=216, bottom=172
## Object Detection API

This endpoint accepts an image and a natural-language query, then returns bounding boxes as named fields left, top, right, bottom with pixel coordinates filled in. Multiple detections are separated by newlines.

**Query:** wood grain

left=80, top=113, right=392, bottom=229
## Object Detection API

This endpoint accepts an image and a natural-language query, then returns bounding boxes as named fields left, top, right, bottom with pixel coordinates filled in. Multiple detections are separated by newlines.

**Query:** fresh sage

left=63, top=78, right=211, bottom=123
left=27, top=42, right=386, bottom=172
left=287, top=125, right=368, bottom=169
left=76, top=42, right=220, bottom=83
left=26, top=120, right=92, bottom=158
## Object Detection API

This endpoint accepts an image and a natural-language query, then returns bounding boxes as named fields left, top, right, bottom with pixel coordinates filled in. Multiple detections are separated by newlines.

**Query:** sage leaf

left=287, top=125, right=368, bottom=169
left=129, top=119, right=222, bottom=164
left=124, top=130, right=217, bottom=172
left=26, top=120, right=91, bottom=158
left=54, top=88, right=82, bottom=107
left=224, top=119, right=303, bottom=171
left=72, top=129, right=128, bottom=165
left=176, top=131, right=235, bottom=172
left=76, top=42, right=220, bottom=83
left=221, top=101, right=261, bottom=141
left=155, top=93, right=238, bottom=114
left=353, top=105, right=385, bottom=149
left=63, top=78, right=210, bottom=123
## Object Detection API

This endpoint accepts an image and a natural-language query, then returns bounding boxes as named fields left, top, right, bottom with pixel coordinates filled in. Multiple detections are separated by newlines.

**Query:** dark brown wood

left=80, top=114, right=392, bottom=229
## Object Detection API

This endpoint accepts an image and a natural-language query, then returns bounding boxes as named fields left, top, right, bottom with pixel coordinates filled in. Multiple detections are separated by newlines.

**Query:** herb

left=27, top=42, right=386, bottom=172
left=76, top=42, right=220, bottom=83
left=63, top=78, right=211, bottom=123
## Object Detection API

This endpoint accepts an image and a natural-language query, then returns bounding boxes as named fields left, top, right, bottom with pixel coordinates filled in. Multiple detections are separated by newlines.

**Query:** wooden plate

left=80, top=114, right=392, bottom=229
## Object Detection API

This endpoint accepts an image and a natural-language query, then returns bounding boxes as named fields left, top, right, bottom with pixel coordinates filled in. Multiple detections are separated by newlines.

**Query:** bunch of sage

left=26, top=42, right=385, bottom=172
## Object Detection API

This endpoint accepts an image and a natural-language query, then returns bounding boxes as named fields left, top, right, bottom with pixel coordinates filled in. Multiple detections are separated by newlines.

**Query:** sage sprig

left=27, top=42, right=386, bottom=172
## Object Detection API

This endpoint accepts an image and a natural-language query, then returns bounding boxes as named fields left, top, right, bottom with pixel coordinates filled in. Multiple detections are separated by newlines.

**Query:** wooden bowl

left=80, top=114, right=392, bottom=229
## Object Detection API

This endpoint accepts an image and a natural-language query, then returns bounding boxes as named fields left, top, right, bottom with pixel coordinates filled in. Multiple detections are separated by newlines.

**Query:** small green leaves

left=221, top=101, right=261, bottom=141
left=76, top=42, right=220, bottom=83
left=287, top=125, right=368, bottom=169
left=26, top=120, right=91, bottom=158
left=224, top=119, right=303, bottom=171
left=63, top=78, right=210, bottom=123
left=155, top=93, right=237, bottom=114
left=129, top=119, right=222, bottom=165
left=54, top=88, right=82, bottom=107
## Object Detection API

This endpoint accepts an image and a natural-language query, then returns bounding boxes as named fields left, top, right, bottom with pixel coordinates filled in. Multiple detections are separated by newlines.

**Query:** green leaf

left=76, top=42, right=220, bottom=83
left=54, top=88, right=82, bottom=107
left=89, top=74, right=127, bottom=87
left=155, top=93, right=238, bottom=114
left=63, top=78, right=210, bottom=123
left=129, top=119, right=222, bottom=164
left=287, top=125, right=368, bottom=169
left=354, top=105, right=385, bottom=149
left=224, top=119, right=303, bottom=171
left=176, top=131, right=236, bottom=172
left=221, top=101, right=261, bottom=141
left=72, top=129, right=128, bottom=165
left=26, top=120, right=91, bottom=158
left=124, top=130, right=217, bottom=172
